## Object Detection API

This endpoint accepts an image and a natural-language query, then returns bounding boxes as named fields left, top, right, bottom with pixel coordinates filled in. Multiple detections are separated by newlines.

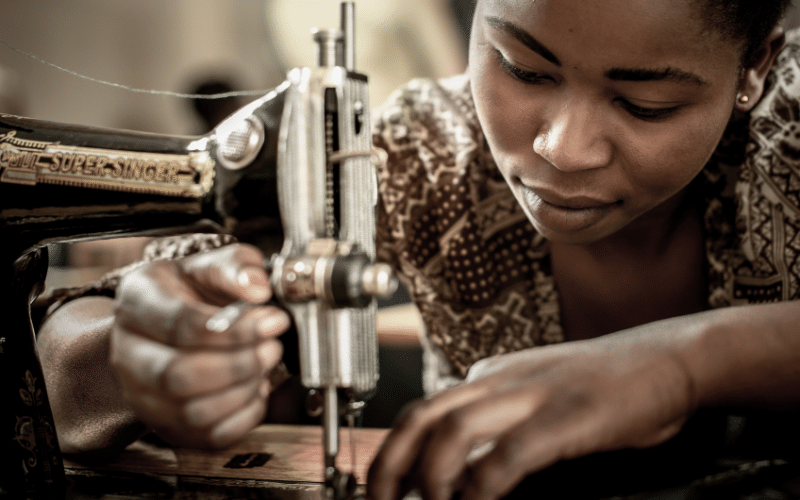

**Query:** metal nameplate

left=0, top=131, right=213, bottom=198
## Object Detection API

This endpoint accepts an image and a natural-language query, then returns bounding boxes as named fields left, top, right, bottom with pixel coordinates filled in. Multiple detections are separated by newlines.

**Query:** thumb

left=180, top=243, right=270, bottom=305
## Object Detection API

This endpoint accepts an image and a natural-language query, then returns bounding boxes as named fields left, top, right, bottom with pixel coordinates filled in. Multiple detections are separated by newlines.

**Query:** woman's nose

left=533, top=100, right=612, bottom=172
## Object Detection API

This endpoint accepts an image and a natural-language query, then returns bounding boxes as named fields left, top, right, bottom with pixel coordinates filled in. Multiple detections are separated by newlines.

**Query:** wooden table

left=55, top=423, right=800, bottom=499
left=64, top=424, right=389, bottom=499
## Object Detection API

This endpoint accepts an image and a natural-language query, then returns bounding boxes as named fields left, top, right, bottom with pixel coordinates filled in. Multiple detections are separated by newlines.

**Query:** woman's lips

left=520, top=185, right=620, bottom=234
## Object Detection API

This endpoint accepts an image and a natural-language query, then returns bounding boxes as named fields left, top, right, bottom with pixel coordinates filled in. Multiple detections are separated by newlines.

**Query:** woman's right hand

left=110, top=243, right=291, bottom=449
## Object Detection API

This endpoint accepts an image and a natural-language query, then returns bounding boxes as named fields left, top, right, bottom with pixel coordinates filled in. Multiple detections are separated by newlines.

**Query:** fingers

left=210, top=394, right=271, bottom=448
left=367, top=380, right=498, bottom=500
left=180, top=243, right=271, bottom=304
left=415, top=387, right=546, bottom=500
left=384, top=376, right=684, bottom=500
left=111, top=327, right=283, bottom=398
left=369, top=387, right=592, bottom=500
left=459, top=405, right=594, bottom=500
left=141, top=379, right=270, bottom=449
left=110, top=332, right=282, bottom=448
left=116, top=251, right=291, bottom=348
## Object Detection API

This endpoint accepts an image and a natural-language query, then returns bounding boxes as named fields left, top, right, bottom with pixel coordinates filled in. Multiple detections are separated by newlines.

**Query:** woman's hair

left=694, top=0, right=792, bottom=67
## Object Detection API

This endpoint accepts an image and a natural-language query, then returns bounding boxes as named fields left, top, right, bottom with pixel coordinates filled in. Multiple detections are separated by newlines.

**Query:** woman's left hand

left=366, top=326, right=699, bottom=500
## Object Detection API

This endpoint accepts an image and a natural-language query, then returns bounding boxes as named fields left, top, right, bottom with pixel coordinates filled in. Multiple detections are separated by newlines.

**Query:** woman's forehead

left=479, top=0, right=703, bottom=30
left=476, top=0, right=739, bottom=74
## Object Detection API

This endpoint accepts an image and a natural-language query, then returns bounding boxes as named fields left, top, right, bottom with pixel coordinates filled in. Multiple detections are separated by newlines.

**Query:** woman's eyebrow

left=484, top=16, right=561, bottom=66
left=605, top=67, right=707, bottom=86
left=484, top=15, right=707, bottom=87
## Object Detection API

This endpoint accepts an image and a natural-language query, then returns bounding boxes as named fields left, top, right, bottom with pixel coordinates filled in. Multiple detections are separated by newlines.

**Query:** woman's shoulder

left=758, top=27, right=800, bottom=118
left=372, top=73, right=475, bottom=126
left=746, top=27, right=800, bottom=217
left=785, top=27, right=800, bottom=52
left=371, top=74, right=481, bottom=174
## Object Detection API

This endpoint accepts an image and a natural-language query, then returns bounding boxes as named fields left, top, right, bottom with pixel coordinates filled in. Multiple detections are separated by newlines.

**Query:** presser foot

left=325, top=462, right=358, bottom=500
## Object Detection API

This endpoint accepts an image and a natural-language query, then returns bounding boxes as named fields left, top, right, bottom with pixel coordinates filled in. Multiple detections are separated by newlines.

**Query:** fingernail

left=257, top=310, right=290, bottom=337
left=237, top=268, right=269, bottom=302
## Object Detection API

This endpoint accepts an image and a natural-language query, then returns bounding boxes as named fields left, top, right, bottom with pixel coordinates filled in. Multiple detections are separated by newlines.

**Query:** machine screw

left=361, top=263, right=397, bottom=299
left=217, top=115, right=265, bottom=171
left=306, top=389, right=324, bottom=418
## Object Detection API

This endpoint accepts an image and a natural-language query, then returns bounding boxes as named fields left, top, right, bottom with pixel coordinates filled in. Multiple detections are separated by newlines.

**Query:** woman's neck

left=550, top=186, right=707, bottom=341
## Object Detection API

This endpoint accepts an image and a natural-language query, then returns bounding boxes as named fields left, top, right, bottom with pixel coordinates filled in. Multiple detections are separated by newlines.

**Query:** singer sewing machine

left=0, top=3, right=393, bottom=499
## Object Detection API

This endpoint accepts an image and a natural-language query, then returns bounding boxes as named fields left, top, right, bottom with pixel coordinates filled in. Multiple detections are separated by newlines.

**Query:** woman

left=37, top=0, right=799, bottom=498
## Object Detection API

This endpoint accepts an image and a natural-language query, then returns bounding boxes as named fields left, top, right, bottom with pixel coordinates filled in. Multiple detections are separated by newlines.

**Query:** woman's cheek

left=623, top=115, right=722, bottom=195
left=475, top=81, right=540, bottom=156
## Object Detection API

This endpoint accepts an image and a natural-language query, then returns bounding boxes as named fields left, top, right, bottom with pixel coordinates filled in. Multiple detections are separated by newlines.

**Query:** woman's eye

left=618, top=99, right=680, bottom=121
left=495, top=51, right=553, bottom=85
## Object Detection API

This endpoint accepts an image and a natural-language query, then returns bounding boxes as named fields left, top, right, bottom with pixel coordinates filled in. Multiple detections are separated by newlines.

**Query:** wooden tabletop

left=53, top=423, right=800, bottom=500
left=64, top=424, right=390, bottom=498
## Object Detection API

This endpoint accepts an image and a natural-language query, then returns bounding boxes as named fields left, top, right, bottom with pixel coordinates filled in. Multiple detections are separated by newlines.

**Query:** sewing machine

left=0, top=3, right=392, bottom=498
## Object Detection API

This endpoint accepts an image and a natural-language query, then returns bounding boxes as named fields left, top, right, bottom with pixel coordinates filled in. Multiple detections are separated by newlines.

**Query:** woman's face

left=470, top=0, right=745, bottom=244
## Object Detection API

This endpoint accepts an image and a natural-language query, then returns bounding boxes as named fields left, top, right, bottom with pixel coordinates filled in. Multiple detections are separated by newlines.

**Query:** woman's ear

left=736, top=25, right=786, bottom=112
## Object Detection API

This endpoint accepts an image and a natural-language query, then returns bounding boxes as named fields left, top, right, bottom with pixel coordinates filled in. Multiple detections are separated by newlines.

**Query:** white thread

left=0, top=38, right=272, bottom=100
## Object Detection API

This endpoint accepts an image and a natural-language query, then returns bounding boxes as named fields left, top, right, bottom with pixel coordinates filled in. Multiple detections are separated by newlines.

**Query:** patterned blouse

left=43, top=30, right=800, bottom=396
left=372, top=29, right=800, bottom=393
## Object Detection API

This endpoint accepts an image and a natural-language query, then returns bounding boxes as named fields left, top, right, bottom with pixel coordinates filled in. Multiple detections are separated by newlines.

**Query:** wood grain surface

left=64, top=424, right=389, bottom=486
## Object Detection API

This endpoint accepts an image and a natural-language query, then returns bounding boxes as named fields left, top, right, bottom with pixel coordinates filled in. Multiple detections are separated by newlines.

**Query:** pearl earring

left=738, top=94, right=750, bottom=104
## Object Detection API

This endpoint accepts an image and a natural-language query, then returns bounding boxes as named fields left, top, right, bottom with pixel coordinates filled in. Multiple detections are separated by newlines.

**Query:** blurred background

left=0, top=0, right=468, bottom=134
left=2, top=0, right=798, bottom=426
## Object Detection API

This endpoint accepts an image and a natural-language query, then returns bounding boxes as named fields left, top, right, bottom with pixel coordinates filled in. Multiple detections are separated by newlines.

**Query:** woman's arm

left=366, top=300, right=800, bottom=500
left=38, top=295, right=146, bottom=461
left=682, top=301, right=800, bottom=410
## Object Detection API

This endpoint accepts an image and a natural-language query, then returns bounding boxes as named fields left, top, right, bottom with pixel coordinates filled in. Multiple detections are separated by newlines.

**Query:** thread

left=0, top=38, right=272, bottom=100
